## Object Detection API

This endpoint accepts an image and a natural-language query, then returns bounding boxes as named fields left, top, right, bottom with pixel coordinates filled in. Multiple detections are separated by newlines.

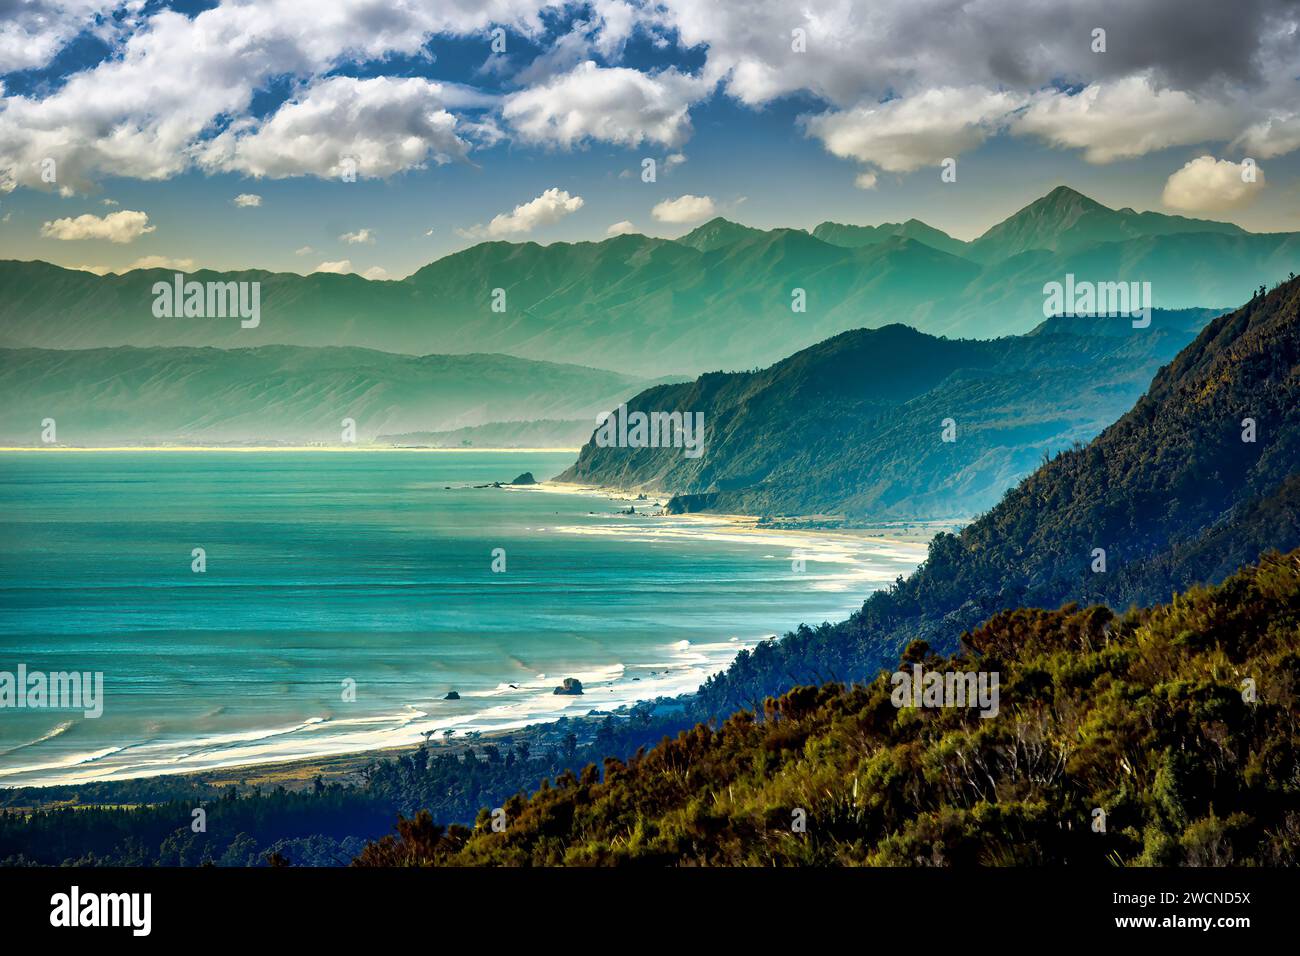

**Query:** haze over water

left=0, top=451, right=927, bottom=786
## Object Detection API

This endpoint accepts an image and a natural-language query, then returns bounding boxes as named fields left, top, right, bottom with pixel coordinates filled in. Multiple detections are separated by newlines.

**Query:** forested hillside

left=356, top=548, right=1300, bottom=866
left=561, top=308, right=1215, bottom=519
left=691, top=277, right=1300, bottom=715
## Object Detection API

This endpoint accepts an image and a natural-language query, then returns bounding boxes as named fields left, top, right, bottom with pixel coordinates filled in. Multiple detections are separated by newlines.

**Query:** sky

left=0, top=0, right=1298, bottom=279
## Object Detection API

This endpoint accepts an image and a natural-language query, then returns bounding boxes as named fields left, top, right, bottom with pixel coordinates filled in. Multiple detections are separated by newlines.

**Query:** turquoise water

left=0, top=452, right=926, bottom=786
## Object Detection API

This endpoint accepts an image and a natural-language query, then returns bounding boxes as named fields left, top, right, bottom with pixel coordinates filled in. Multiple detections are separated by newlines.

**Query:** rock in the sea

left=509, top=472, right=537, bottom=485
left=443, top=691, right=461, bottom=700
left=552, top=677, right=584, bottom=696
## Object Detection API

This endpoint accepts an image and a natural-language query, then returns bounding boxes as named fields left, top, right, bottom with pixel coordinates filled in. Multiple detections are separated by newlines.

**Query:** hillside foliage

left=693, top=277, right=1300, bottom=715
left=356, top=549, right=1300, bottom=867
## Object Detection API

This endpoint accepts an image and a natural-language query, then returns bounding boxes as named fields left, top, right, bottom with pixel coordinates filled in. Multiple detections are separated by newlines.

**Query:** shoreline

left=2, top=475, right=943, bottom=793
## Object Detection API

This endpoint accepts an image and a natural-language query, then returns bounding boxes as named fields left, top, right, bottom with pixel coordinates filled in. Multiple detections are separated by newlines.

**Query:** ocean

left=0, top=451, right=927, bottom=786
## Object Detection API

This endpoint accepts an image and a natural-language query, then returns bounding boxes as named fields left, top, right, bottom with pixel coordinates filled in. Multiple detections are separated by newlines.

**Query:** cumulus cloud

left=1016, top=74, right=1240, bottom=163
left=0, top=0, right=553, bottom=191
left=460, top=187, right=585, bottom=239
left=310, top=259, right=389, bottom=279
left=854, top=172, right=878, bottom=190
left=1234, top=113, right=1300, bottom=160
left=650, top=1, right=1300, bottom=179
left=200, top=77, right=479, bottom=180
left=1162, top=156, right=1264, bottom=212
left=3, top=0, right=1297, bottom=196
left=805, top=87, right=1026, bottom=174
left=651, top=0, right=1297, bottom=107
left=606, top=220, right=637, bottom=236
left=0, top=0, right=122, bottom=74
left=503, top=61, right=706, bottom=148
left=313, top=260, right=354, bottom=274
left=339, top=228, right=376, bottom=245
left=233, top=193, right=262, bottom=207
left=74, top=255, right=198, bottom=276
left=651, top=194, right=715, bottom=224
left=123, top=254, right=197, bottom=272
left=40, top=209, right=155, bottom=243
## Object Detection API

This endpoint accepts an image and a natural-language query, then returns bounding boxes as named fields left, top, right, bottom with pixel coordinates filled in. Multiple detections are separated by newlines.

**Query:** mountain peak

left=968, top=184, right=1242, bottom=261
left=1041, top=184, right=1103, bottom=206
left=675, top=217, right=767, bottom=253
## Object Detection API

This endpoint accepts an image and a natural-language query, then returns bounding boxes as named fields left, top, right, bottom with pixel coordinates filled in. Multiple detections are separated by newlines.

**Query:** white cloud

left=606, top=220, right=637, bottom=236
left=339, top=228, right=376, bottom=245
left=854, top=172, right=878, bottom=190
left=313, top=259, right=354, bottom=274
left=503, top=61, right=706, bottom=148
left=805, top=87, right=1026, bottom=175
left=74, top=254, right=198, bottom=276
left=1234, top=112, right=1300, bottom=160
left=0, top=0, right=555, bottom=191
left=651, top=194, right=715, bottom=224
left=3, top=0, right=1295, bottom=196
left=460, top=187, right=585, bottom=239
left=123, top=254, right=197, bottom=272
left=200, top=76, right=478, bottom=180
left=1162, top=156, right=1264, bottom=213
left=0, top=0, right=122, bottom=74
left=40, top=209, right=155, bottom=243
left=650, top=0, right=1298, bottom=108
left=1016, top=74, right=1239, bottom=164
left=294, top=245, right=314, bottom=256
left=310, top=259, right=390, bottom=279
left=233, top=193, right=262, bottom=207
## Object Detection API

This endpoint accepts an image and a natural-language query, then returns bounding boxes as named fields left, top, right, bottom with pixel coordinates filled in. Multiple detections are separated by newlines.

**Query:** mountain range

left=559, top=307, right=1217, bottom=519
left=0, top=346, right=655, bottom=444
left=3, top=187, right=1295, bottom=377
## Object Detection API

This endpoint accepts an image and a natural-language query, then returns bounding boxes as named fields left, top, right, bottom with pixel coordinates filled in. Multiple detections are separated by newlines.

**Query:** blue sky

left=1, top=0, right=1297, bottom=278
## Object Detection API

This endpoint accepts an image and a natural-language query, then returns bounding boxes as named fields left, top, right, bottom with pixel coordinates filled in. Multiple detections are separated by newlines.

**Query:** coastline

left=2, top=471, right=944, bottom=793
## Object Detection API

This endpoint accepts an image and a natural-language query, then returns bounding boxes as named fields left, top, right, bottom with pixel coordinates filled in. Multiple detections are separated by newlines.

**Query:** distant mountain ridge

left=810, top=218, right=970, bottom=257
left=0, top=346, right=654, bottom=444
left=559, top=308, right=1218, bottom=519
left=2, top=187, right=1295, bottom=376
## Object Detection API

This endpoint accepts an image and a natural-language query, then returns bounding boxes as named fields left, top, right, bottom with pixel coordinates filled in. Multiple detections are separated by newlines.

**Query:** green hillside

left=559, top=308, right=1217, bottom=518
left=356, top=547, right=1300, bottom=867
left=691, top=276, right=1300, bottom=715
